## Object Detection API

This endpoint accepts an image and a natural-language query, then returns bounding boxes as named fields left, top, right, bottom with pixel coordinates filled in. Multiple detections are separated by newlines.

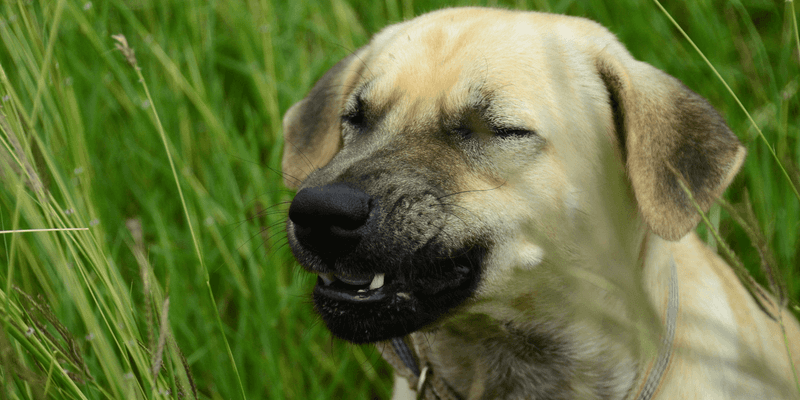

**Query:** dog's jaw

left=309, top=244, right=486, bottom=343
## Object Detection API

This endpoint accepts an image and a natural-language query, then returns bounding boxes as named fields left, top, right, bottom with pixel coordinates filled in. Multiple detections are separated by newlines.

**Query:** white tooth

left=319, top=273, right=335, bottom=286
left=369, top=273, right=385, bottom=290
left=396, top=292, right=411, bottom=300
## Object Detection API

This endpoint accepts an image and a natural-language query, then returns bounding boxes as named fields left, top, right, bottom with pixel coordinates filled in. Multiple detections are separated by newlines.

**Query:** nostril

left=288, top=183, right=372, bottom=234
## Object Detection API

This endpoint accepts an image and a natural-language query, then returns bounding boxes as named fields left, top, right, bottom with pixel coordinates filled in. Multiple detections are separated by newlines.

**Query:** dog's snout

left=288, top=183, right=372, bottom=256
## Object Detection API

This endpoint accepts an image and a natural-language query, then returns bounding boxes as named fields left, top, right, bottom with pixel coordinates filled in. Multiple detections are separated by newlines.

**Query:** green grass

left=0, top=0, right=798, bottom=399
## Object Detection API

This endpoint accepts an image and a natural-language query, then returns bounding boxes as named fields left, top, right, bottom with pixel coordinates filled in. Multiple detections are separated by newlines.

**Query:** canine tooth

left=319, top=273, right=335, bottom=286
left=369, top=273, right=385, bottom=290
left=397, top=292, right=411, bottom=300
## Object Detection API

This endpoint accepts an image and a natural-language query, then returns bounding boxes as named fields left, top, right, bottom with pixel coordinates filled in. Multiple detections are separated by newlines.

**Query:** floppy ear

left=596, top=49, right=746, bottom=241
left=282, top=51, right=364, bottom=189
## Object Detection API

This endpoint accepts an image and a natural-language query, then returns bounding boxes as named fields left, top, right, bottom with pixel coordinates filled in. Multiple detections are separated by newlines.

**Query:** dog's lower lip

left=310, top=245, right=485, bottom=342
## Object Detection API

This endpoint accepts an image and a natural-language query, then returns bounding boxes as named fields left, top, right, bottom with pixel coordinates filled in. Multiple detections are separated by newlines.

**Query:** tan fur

left=282, top=7, right=800, bottom=399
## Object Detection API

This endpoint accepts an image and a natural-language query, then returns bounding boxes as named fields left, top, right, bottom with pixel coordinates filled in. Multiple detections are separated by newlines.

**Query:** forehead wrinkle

left=438, top=79, right=492, bottom=125
left=354, top=79, right=403, bottom=118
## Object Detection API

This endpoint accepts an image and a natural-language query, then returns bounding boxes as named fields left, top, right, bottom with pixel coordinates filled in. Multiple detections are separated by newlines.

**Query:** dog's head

left=282, top=8, right=744, bottom=343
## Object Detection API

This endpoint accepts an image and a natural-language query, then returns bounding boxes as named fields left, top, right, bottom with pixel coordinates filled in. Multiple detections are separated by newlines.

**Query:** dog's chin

left=310, top=245, right=485, bottom=344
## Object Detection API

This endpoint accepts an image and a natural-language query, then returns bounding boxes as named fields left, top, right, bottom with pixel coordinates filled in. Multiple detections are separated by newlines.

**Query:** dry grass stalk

left=112, top=34, right=139, bottom=70
left=718, top=192, right=787, bottom=308
left=172, top=335, right=199, bottom=400
left=0, top=324, right=45, bottom=399
left=151, top=297, right=170, bottom=380
left=126, top=217, right=156, bottom=355
left=0, top=111, right=47, bottom=202
left=668, top=165, right=779, bottom=319
left=14, top=287, right=93, bottom=383
left=125, top=216, right=197, bottom=397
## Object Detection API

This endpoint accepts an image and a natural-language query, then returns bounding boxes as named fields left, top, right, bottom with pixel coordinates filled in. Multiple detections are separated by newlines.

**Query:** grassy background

left=0, top=0, right=798, bottom=399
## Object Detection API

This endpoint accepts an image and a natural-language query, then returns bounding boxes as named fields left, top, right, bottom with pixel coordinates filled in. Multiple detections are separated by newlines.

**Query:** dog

left=281, top=7, right=800, bottom=399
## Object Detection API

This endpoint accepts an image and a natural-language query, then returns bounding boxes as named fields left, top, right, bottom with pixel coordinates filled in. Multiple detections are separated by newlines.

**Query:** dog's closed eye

left=454, top=128, right=537, bottom=143
left=453, top=125, right=535, bottom=140
left=494, top=127, right=536, bottom=139
left=342, top=94, right=367, bottom=129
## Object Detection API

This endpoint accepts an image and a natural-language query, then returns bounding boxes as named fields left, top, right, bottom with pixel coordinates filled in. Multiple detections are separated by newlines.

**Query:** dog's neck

left=415, top=232, right=677, bottom=400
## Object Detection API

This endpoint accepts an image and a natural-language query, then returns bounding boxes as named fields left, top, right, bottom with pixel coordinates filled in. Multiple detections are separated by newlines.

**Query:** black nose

left=288, top=183, right=372, bottom=258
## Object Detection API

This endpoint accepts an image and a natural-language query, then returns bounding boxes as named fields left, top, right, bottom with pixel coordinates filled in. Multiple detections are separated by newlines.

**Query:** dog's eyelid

left=481, top=112, right=535, bottom=139
left=493, top=127, right=537, bottom=139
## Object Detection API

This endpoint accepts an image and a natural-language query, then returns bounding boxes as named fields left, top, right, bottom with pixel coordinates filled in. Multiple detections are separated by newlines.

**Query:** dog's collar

left=381, top=258, right=679, bottom=400
left=631, top=256, right=679, bottom=400
left=381, top=334, right=461, bottom=399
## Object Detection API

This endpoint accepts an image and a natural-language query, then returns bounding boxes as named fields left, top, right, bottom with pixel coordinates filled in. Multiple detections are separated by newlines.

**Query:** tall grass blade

left=112, top=34, right=247, bottom=400
left=653, top=0, right=800, bottom=203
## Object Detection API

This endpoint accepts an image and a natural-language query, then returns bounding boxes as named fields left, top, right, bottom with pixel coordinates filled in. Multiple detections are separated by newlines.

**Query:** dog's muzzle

left=287, top=182, right=484, bottom=343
